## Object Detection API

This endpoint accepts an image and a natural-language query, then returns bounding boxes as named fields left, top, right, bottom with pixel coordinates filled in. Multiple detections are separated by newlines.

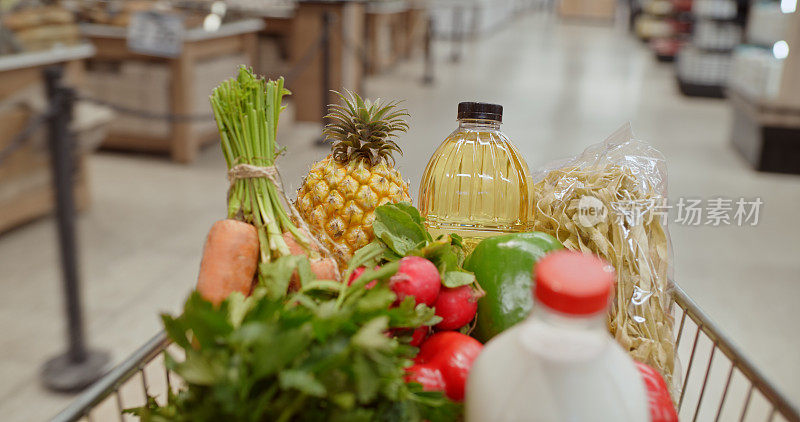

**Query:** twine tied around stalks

left=227, top=163, right=280, bottom=186
left=227, top=163, right=338, bottom=269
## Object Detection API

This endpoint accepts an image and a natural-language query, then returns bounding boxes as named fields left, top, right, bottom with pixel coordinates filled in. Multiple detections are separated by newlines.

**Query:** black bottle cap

left=457, top=102, right=503, bottom=122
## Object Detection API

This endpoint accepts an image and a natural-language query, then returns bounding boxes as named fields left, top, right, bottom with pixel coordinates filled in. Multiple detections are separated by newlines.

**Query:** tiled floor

left=1, top=11, right=799, bottom=422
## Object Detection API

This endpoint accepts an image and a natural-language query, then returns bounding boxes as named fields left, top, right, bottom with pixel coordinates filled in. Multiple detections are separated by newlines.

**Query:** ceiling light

left=773, top=40, right=789, bottom=59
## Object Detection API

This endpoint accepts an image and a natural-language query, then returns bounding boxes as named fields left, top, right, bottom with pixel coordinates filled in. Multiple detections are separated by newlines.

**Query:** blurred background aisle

left=0, top=1, right=798, bottom=421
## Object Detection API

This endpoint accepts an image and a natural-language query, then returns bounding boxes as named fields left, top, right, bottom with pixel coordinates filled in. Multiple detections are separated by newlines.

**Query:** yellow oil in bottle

left=418, top=102, right=532, bottom=251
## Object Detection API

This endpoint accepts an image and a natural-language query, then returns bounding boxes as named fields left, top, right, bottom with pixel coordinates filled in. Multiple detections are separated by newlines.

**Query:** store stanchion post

left=470, top=4, right=479, bottom=41
left=316, top=12, right=333, bottom=146
left=423, top=14, right=434, bottom=85
left=451, top=6, right=463, bottom=63
left=357, top=19, right=367, bottom=96
left=40, top=66, right=110, bottom=393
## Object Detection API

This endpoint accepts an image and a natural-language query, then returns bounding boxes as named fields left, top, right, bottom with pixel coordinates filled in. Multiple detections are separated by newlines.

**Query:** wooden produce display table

left=259, top=12, right=294, bottom=80
left=365, top=0, right=409, bottom=75
left=559, top=0, right=616, bottom=21
left=227, top=5, right=296, bottom=80
left=291, top=0, right=365, bottom=123
left=261, top=11, right=296, bottom=38
left=400, top=1, right=429, bottom=59
left=80, top=19, right=263, bottom=163
left=0, top=44, right=95, bottom=233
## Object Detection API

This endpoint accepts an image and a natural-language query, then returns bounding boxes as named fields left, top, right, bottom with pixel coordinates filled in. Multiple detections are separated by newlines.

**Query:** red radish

left=348, top=266, right=366, bottom=284
left=410, top=326, right=429, bottom=346
left=406, top=363, right=446, bottom=392
left=347, top=266, right=377, bottom=289
left=389, top=256, right=441, bottom=306
left=405, top=331, right=483, bottom=401
left=434, top=285, right=479, bottom=330
left=387, top=326, right=429, bottom=346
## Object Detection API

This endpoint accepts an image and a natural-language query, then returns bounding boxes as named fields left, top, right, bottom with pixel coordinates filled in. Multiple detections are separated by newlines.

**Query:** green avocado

left=463, top=232, right=564, bottom=342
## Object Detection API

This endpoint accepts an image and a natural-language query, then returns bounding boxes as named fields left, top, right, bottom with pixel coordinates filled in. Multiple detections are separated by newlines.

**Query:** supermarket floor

left=2, top=11, right=800, bottom=422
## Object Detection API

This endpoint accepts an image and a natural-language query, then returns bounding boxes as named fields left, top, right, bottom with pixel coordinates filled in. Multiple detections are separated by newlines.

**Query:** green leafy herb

left=353, top=202, right=478, bottom=289
left=127, top=262, right=458, bottom=422
left=259, top=255, right=316, bottom=300
left=372, top=205, right=431, bottom=257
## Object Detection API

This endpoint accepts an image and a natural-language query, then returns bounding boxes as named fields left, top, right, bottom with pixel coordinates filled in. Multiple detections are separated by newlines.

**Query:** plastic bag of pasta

left=531, top=123, right=678, bottom=396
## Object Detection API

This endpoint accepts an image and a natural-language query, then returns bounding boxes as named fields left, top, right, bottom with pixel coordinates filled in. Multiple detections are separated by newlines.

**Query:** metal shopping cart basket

left=52, top=282, right=800, bottom=422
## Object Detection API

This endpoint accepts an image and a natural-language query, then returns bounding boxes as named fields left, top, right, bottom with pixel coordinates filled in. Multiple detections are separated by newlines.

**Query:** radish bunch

left=353, top=255, right=479, bottom=346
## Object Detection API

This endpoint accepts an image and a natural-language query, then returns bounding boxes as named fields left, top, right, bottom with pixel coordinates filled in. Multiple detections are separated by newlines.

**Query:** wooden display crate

left=257, top=35, right=292, bottom=81
left=290, top=1, right=365, bottom=123
left=80, top=19, right=263, bottom=163
left=365, top=0, right=409, bottom=75
left=0, top=106, right=91, bottom=234
left=0, top=44, right=96, bottom=234
left=0, top=156, right=91, bottom=234
left=400, top=6, right=428, bottom=59
left=86, top=53, right=247, bottom=147
left=250, top=10, right=295, bottom=81
left=85, top=60, right=171, bottom=139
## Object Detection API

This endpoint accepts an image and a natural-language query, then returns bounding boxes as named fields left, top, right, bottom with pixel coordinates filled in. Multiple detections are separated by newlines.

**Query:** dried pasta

left=532, top=162, right=677, bottom=395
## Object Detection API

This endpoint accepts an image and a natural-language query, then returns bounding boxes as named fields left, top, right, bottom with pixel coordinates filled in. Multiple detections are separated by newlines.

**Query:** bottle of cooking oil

left=418, top=102, right=532, bottom=251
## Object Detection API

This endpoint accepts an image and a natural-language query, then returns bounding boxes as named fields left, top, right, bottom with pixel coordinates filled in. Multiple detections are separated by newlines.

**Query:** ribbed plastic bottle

left=418, top=102, right=532, bottom=251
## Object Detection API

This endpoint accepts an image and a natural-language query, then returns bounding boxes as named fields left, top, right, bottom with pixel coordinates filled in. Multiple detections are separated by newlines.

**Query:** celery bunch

left=209, top=67, right=308, bottom=263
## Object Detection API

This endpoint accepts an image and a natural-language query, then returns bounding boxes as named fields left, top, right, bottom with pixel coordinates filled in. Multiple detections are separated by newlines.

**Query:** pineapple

left=296, top=90, right=411, bottom=266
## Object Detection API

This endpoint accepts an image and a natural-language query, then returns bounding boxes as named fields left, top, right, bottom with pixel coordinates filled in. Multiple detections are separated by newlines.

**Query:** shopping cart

left=51, top=282, right=800, bottom=422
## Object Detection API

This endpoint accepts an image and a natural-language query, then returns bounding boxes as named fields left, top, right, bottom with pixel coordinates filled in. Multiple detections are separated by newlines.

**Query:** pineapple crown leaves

left=324, top=89, right=409, bottom=167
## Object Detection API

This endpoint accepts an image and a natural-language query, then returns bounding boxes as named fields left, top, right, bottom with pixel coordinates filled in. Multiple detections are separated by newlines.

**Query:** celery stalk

left=209, top=67, right=304, bottom=263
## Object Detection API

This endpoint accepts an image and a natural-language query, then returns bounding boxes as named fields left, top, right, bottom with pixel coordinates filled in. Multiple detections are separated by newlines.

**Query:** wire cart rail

left=52, top=282, right=800, bottom=422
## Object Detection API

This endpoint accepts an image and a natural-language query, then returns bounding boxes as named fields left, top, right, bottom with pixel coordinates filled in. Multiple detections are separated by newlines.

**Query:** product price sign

left=127, top=11, right=184, bottom=58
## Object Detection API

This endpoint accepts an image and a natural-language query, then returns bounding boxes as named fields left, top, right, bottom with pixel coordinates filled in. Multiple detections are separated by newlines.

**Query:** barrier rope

left=74, top=95, right=215, bottom=122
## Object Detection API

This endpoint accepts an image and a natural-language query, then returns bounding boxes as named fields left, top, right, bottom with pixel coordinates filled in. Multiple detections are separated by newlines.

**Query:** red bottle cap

left=534, top=250, right=615, bottom=315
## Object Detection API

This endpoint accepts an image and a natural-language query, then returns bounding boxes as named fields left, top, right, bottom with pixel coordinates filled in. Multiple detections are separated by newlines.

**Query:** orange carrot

left=288, top=257, right=340, bottom=292
left=283, top=229, right=320, bottom=256
left=283, top=229, right=339, bottom=284
left=310, top=258, right=339, bottom=281
left=196, top=219, right=259, bottom=306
